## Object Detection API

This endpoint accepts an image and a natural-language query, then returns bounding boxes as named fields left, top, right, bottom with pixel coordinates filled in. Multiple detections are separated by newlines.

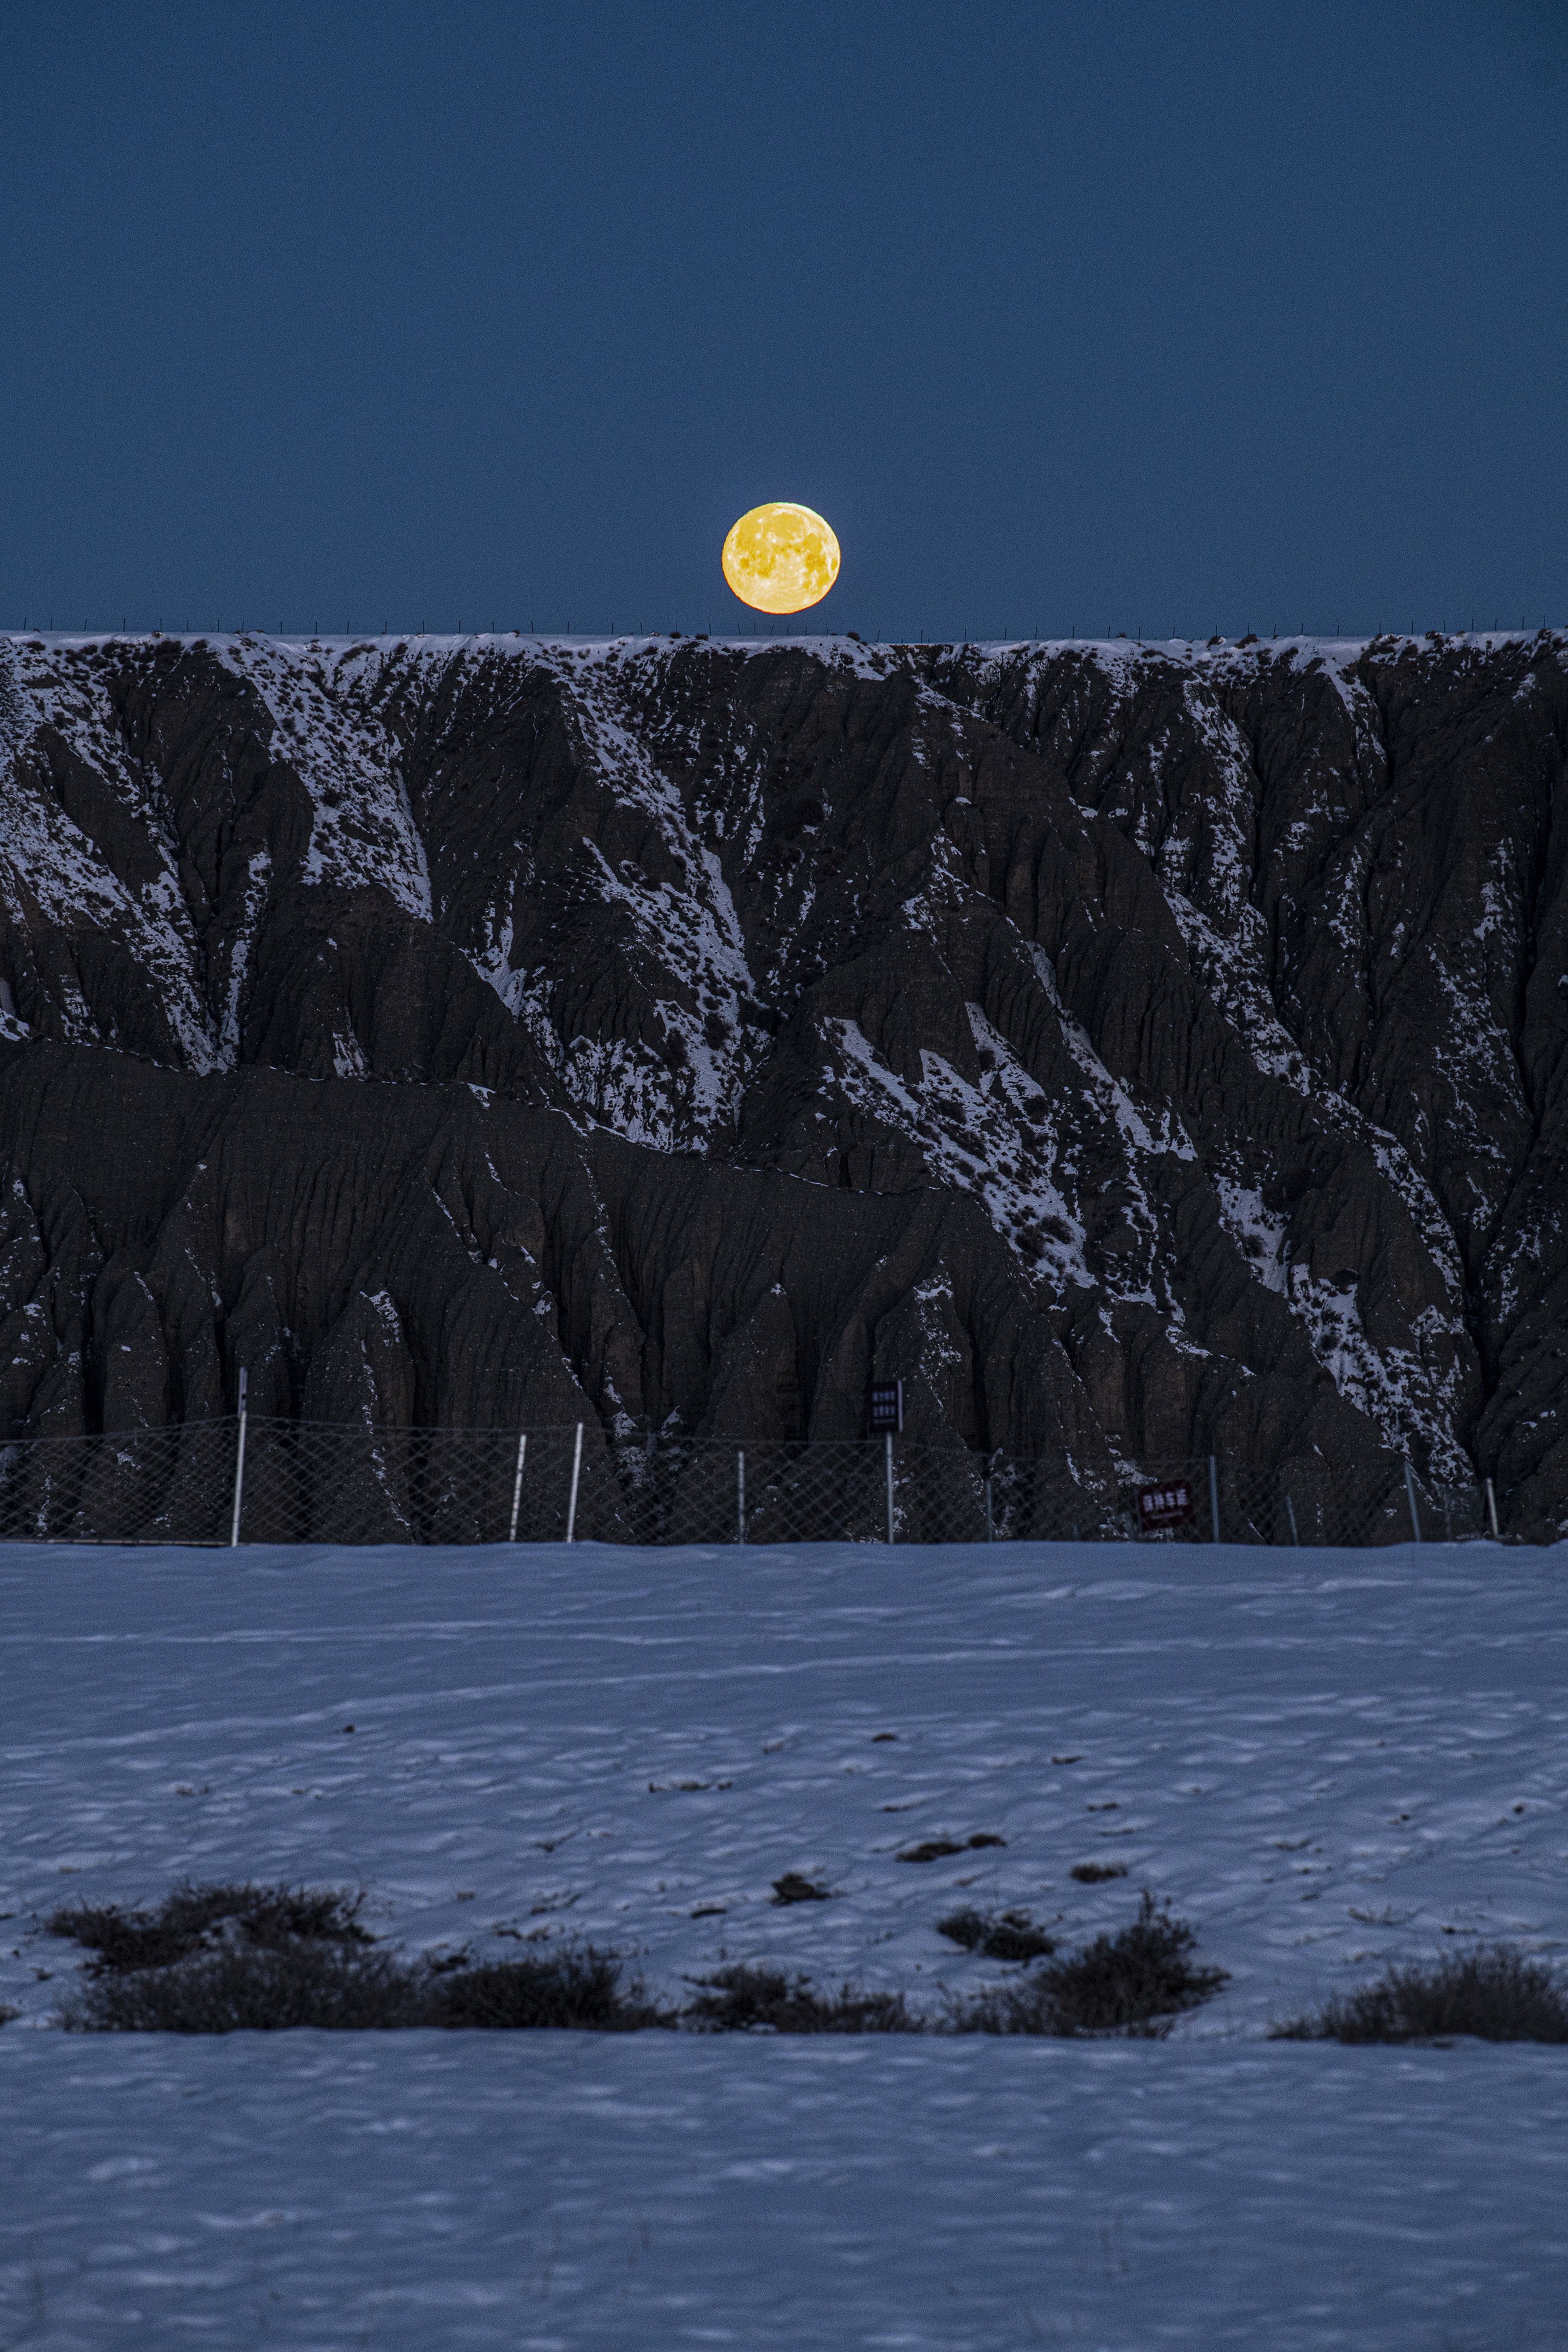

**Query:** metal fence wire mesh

left=0, top=1418, right=1499, bottom=1549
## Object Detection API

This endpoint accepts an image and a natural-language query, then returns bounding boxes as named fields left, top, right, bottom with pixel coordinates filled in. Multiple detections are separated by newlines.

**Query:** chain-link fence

left=0, top=1416, right=1504, bottom=1549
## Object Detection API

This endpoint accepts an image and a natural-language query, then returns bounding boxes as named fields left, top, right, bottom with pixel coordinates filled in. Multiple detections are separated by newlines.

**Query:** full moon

left=722, top=502, right=840, bottom=614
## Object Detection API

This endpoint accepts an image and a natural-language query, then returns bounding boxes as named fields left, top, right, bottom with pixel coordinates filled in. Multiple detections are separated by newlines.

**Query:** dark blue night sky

left=2, top=0, right=1564, bottom=641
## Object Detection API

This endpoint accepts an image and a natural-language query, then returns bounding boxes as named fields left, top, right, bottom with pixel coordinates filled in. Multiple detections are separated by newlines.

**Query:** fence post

left=508, top=1432, right=527, bottom=1543
left=565, top=1421, right=583, bottom=1544
left=1404, top=1460, right=1422, bottom=1543
left=1284, top=1493, right=1299, bottom=1547
left=885, top=1432, right=895, bottom=1544
left=229, top=1368, right=248, bottom=1549
left=1486, top=1477, right=1500, bottom=1541
left=737, top=1448, right=746, bottom=1544
left=1208, top=1454, right=1221, bottom=1544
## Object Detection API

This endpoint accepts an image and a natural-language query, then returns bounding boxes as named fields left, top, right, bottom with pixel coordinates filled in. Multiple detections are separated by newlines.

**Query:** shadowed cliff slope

left=0, top=626, right=1562, bottom=1533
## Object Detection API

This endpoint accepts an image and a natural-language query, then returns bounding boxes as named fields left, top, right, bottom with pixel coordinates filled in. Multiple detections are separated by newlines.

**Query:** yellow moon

left=722, top=502, right=840, bottom=614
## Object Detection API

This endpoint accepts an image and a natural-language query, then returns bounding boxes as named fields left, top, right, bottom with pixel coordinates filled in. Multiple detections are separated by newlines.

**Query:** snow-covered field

left=3, top=1536, right=1566, bottom=2348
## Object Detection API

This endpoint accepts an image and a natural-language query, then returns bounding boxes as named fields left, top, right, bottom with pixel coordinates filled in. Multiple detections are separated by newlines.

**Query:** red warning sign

left=1137, top=1478, right=1196, bottom=1531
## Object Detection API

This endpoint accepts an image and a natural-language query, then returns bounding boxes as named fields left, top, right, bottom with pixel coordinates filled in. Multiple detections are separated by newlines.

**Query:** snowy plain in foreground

left=2, top=1535, right=1566, bottom=2349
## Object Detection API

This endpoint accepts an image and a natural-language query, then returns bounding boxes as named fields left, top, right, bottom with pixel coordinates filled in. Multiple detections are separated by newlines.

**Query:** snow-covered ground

left=3, top=1536, right=1567, bottom=2347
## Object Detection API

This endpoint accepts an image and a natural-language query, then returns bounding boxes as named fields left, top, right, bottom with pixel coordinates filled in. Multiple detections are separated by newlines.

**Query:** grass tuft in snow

left=937, top=1908, right=1058, bottom=1961
left=898, top=1833, right=1006, bottom=1863
left=1070, top=1862, right=1129, bottom=1884
left=1271, top=1947, right=1568, bottom=2044
left=945, top=1893, right=1228, bottom=2038
left=770, top=1871, right=835, bottom=1905
left=685, top=1964, right=921, bottom=2034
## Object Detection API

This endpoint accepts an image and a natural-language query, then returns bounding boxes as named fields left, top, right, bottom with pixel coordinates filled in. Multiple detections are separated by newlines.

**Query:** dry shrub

left=426, top=1948, right=666, bottom=2030
left=60, top=1941, right=418, bottom=2033
left=1272, top=1947, right=1568, bottom=2044
left=937, top=1908, right=1056, bottom=1962
left=685, top=1963, right=919, bottom=2034
left=47, top=1881, right=370, bottom=1974
left=947, top=1892, right=1227, bottom=2037
left=60, top=1936, right=665, bottom=2035
left=49, top=1877, right=667, bottom=2035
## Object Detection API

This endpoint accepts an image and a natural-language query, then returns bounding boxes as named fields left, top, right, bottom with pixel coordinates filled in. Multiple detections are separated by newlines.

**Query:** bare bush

left=60, top=1941, right=418, bottom=2033
left=425, top=1948, right=666, bottom=2030
left=685, top=1963, right=920, bottom=2034
left=44, top=1866, right=671, bottom=2036
left=47, top=1881, right=370, bottom=1974
left=1272, top=1947, right=1568, bottom=2043
left=947, top=1892, right=1227, bottom=2036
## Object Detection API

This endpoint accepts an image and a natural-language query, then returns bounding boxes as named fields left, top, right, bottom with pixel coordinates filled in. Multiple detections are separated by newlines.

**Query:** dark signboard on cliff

left=1137, top=1478, right=1195, bottom=1531
left=869, top=1379, right=904, bottom=1435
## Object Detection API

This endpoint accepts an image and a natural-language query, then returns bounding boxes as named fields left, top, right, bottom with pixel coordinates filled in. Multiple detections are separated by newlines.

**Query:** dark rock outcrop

left=0, top=625, right=1563, bottom=1534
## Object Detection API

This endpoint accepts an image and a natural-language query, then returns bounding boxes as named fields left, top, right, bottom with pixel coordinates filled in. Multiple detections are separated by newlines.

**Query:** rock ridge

left=0, top=626, right=1562, bottom=1534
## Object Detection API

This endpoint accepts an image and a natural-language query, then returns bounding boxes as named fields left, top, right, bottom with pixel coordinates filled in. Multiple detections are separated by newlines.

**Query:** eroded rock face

left=0, top=626, right=1563, bottom=1533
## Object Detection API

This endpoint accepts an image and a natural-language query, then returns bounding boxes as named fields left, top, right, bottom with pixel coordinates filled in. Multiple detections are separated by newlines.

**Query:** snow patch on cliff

left=224, top=637, right=433, bottom=922
left=0, top=638, right=222, bottom=1069
left=462, top=646, right=758, bottom=1152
